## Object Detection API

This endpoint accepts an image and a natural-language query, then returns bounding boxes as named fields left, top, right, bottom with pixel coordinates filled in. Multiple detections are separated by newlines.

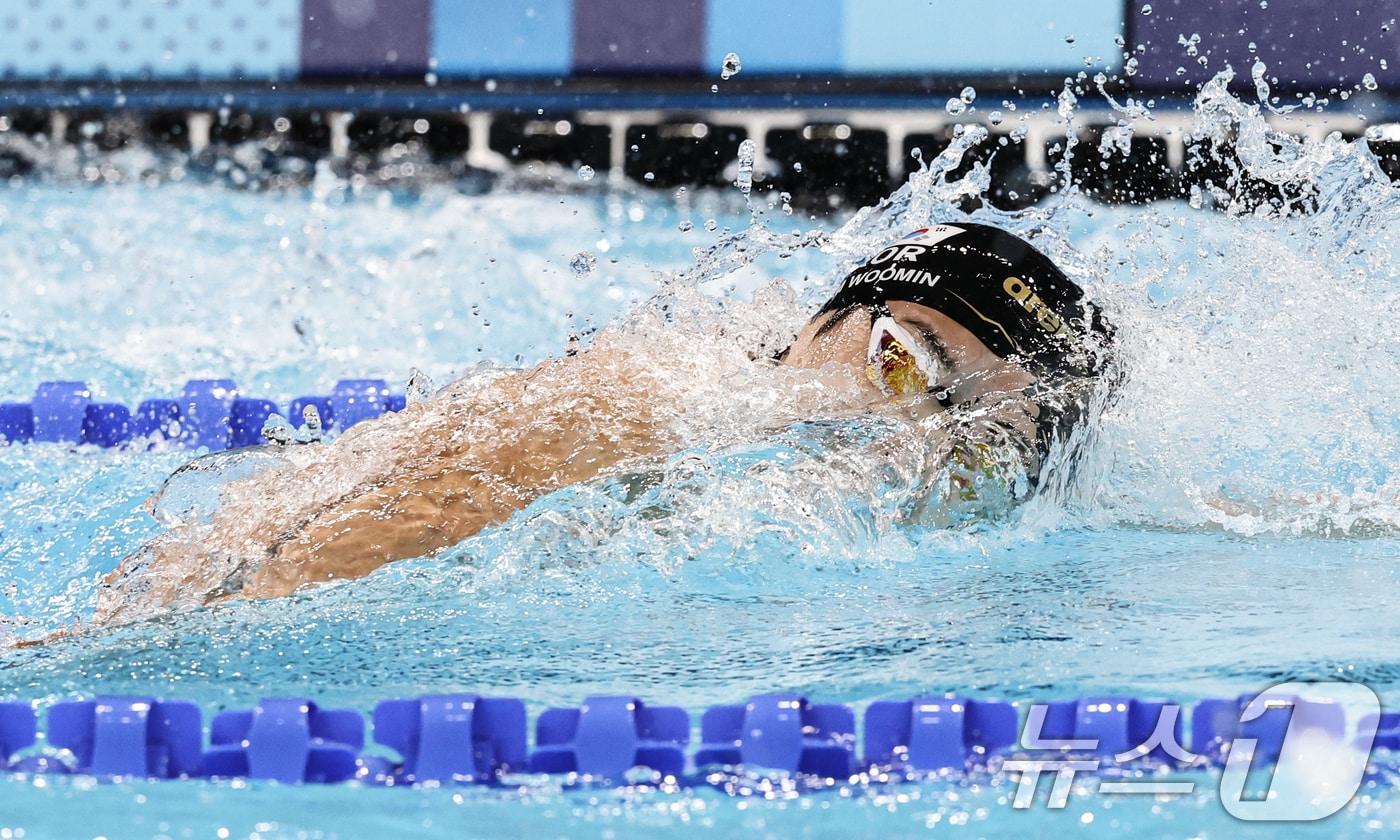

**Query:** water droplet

left=1252, top=58, right=1271, bottom=104
left=1259, top=0, right=1267, bottom=8
left=960, top=86, right=976, bottom=103
left=710, top=84, right=719, bottom=93
left=484, top=78, right=497, bottom=92
left=299, top=405, right=323, bottom=440
left=570, top=251, right=597, bottom=276
left=988, top=110, right=1004, bottom=126
left=406, top=368, right=435, bottom=404
left=704, top=218, right=718, bottom=231
left=1362, top=72, right=1379, bottom=91
left=1140, top=3, right=1152, bottom=14
left=301, top=403, right=322, bottom=434
left=945, top=98, right=967, bottom=116
left=1064, top=34, right=1076, bottom=44
left=720, top=51, right=743, bottom=80
left=677, top=219, right=694, bottom=232
left=735, top=138, right=757, bottom=195
left=261, top=414, right=293, bottom=446
left=577, top=164, right=595, bottom=181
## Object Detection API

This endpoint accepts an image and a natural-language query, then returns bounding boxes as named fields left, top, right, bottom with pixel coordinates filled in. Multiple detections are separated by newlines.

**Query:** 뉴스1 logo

left=1003, top=681, right=1380, bottom=822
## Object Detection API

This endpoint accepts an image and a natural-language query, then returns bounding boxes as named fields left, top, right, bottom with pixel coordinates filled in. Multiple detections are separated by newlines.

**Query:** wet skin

left=93, top=301, right=1040, bottom=626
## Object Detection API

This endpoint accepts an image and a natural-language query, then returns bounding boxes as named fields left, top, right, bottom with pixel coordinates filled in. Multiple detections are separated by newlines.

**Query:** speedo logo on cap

left=1003, top=276, right=1074, bottom=340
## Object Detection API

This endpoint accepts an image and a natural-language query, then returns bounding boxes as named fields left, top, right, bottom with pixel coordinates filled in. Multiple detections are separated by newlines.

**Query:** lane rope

left=0, top=379, right=406, bottom=451
left=0, top=691, right=1391, bottom=786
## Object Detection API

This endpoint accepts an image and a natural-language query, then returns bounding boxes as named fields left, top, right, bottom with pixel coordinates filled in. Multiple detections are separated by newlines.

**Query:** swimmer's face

left=783, top=301, right=1039, bottom=432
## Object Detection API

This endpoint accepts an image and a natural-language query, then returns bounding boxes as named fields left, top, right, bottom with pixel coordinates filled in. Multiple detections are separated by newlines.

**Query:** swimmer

left=92, top=223, right=1112, bottom=628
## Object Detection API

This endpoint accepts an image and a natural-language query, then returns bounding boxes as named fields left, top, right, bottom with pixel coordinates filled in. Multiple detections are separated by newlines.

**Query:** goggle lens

left=866, top=316, right=941, bottom=397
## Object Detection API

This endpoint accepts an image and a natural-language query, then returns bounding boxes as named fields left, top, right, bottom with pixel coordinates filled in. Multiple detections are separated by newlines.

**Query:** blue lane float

left=47, top=697, right=203, bottom=779
left=31, top=381, right=91, bottom=444
left=203, top=699, right=364, bottom=784
left=0, top=379, right=407, bottom=450
left=1036, top=696, right=1182, bottom=759
left=863, top=697, right=1018, bottom=771
left=696, top=694, right=856, bottom=777
left=532, top=696, right=689, bottom=777
left=369, top=695, right=527, bottom=784
left=0, top=691, right=1391, bottom=787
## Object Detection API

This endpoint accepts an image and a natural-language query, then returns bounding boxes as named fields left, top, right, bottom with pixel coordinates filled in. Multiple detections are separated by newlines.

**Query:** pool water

left=2, top=81, right=1400, bottom=837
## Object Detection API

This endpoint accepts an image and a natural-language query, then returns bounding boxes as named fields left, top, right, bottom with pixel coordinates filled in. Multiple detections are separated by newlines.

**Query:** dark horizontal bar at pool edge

left=2, top=84, right=1395, bottom=121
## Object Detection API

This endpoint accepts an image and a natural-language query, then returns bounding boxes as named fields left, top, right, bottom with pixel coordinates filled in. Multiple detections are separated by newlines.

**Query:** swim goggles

left=866, top=312, right=948, bottom=399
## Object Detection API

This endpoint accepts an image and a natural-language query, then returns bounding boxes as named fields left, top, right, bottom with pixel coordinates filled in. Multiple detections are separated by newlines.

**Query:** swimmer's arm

left=38, top=343, right=804, bottom=640
left=235, top=345, right=678, bottom=598
left=95, top=345, right=679, bottom=621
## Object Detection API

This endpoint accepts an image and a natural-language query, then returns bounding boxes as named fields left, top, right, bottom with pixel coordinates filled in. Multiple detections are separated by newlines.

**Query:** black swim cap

left=817, top=223, right=1111, bottom=380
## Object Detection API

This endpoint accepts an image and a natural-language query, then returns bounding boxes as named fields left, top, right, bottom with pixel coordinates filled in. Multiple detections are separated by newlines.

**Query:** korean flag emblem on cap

left=901, top=225, right=964, bottom=247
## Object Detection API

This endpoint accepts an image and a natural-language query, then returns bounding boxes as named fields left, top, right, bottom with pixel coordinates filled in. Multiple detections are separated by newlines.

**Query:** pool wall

left=2, top=2, right=1396, bottom=204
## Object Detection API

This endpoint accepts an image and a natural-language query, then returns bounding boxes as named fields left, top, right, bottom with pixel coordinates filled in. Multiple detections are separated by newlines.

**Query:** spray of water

left=3, top=70, right=1399, bottom=638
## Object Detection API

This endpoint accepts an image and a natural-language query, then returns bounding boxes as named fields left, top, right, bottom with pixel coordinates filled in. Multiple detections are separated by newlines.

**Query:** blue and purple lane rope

left=0, top=692, right=1393, bottom=786
left=0, top=379, right=407, bottom=451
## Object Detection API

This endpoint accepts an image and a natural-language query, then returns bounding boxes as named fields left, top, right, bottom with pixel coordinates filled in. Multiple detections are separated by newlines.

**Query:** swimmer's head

left=783, top=223, right=1114, bottom=461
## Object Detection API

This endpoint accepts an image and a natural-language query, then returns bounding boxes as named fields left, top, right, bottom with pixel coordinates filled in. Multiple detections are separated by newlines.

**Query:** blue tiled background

left=705, top=0, right=844, bottom=74
left=0, top=0, right=302, bottom=80
left=433, top=0, right=573, bottom=77
left=842, top=0, right=1123, bottom=74
left=0, top=0, right=1392, bottom=89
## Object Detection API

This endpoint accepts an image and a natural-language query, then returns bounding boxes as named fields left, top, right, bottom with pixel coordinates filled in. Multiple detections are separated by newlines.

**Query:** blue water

left=3, top=84, right=1400, bottom=836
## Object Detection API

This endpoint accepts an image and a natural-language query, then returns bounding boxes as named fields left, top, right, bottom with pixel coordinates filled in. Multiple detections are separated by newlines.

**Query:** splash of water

left=638, top=68, right=1400, bottom=541
left=5, top=71, right=1400, bottom=638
